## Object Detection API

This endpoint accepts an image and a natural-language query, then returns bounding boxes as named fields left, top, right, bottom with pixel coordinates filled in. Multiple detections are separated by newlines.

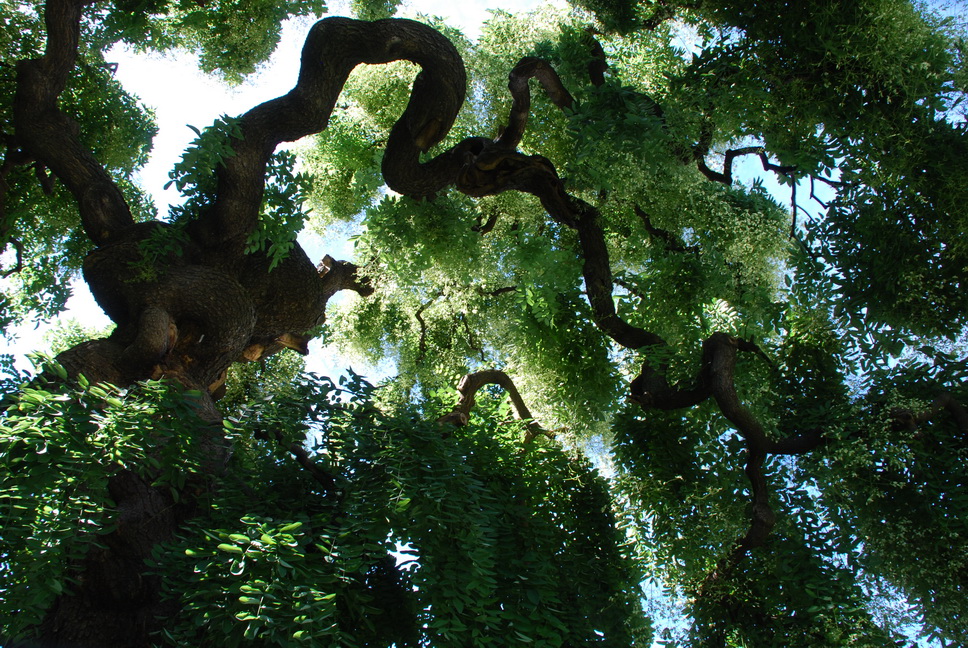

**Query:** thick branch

left=574, top=201, right=666, bottom=349
left=194, top=17, right=469, bottom=255
left=317, top=254, right=374, bottom=300
left=692, top=335, right=777, bottom=595
left=13, top=0, right=133, bottom=245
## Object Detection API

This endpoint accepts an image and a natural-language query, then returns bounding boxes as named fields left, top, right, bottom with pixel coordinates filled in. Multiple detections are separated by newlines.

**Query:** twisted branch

left=191, top=17, right=470, bottom=255
left=437, top=369, right=552, bottom=443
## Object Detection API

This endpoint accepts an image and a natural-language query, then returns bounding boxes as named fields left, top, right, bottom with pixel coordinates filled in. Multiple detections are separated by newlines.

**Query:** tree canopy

left=1, top=0, right=967, bottom=646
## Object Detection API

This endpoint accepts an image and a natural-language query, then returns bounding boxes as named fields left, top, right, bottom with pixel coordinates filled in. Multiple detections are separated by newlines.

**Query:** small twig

left=811, top=174, right=845, bottom=189
left=809, top=176, right=831, bottom=209
left=0, top=238, right=23, bottom=277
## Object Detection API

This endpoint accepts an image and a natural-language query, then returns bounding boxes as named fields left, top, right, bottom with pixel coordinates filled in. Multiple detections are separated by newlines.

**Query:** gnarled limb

left=193, top=17, right=469, bottom=254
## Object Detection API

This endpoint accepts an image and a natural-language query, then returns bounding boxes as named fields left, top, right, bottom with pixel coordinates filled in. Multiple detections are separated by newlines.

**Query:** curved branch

left=414, top=292, right=442, bottom=365
left=691, top=335, right=776, bottom=596
left=193, top=17, right=469, bottom=254
left=697, top=146, right=795, bottom=186
left=574, top=201, right=667, bottom=349
left=766, top=428, right=827, bottom=455
left=634, top=205, right=696, bottom=253
left=13, top=0, right=133, bottom=246
left=495, top=57, right=574, bottom=151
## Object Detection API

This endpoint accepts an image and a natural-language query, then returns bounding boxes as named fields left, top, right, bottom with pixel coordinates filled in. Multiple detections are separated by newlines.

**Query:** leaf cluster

left=146, top=371, right=652, bottom=646
left=0, top=364, right=218, bottom=639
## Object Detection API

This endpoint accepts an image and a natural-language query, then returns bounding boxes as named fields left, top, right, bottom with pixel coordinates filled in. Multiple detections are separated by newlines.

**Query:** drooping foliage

left=1, top=0, right=967, bottom=646
left=1, top=363, right=650, bottom=646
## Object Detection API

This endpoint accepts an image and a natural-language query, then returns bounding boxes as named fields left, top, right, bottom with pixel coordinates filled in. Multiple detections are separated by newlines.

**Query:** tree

left=1, top=0, right=966, bottom=646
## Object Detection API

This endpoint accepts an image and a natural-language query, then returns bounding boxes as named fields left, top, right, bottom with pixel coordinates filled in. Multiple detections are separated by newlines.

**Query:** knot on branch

left=318, top=254, right=374, bottom=298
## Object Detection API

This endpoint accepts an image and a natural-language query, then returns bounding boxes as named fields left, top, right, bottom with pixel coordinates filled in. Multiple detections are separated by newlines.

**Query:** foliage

left=0, top=363, right=216, bottom=638
left=92, top=0, right=329, bottom=84
left=150, top=372, right=650, bottom=647
left=305, top=1, right=968, bottom=644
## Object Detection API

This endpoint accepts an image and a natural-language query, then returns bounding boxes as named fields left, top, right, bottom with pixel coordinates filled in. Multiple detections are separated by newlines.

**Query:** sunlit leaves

left=93, top=0, right=328, bottom=84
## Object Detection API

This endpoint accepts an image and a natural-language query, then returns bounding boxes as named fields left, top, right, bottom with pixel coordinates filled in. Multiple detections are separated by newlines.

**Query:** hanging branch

left=434, top=53, right=835, bottom=585
left=472, top=209, right=500, bottom=233
left=437, top=369, right=553, bottom=443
